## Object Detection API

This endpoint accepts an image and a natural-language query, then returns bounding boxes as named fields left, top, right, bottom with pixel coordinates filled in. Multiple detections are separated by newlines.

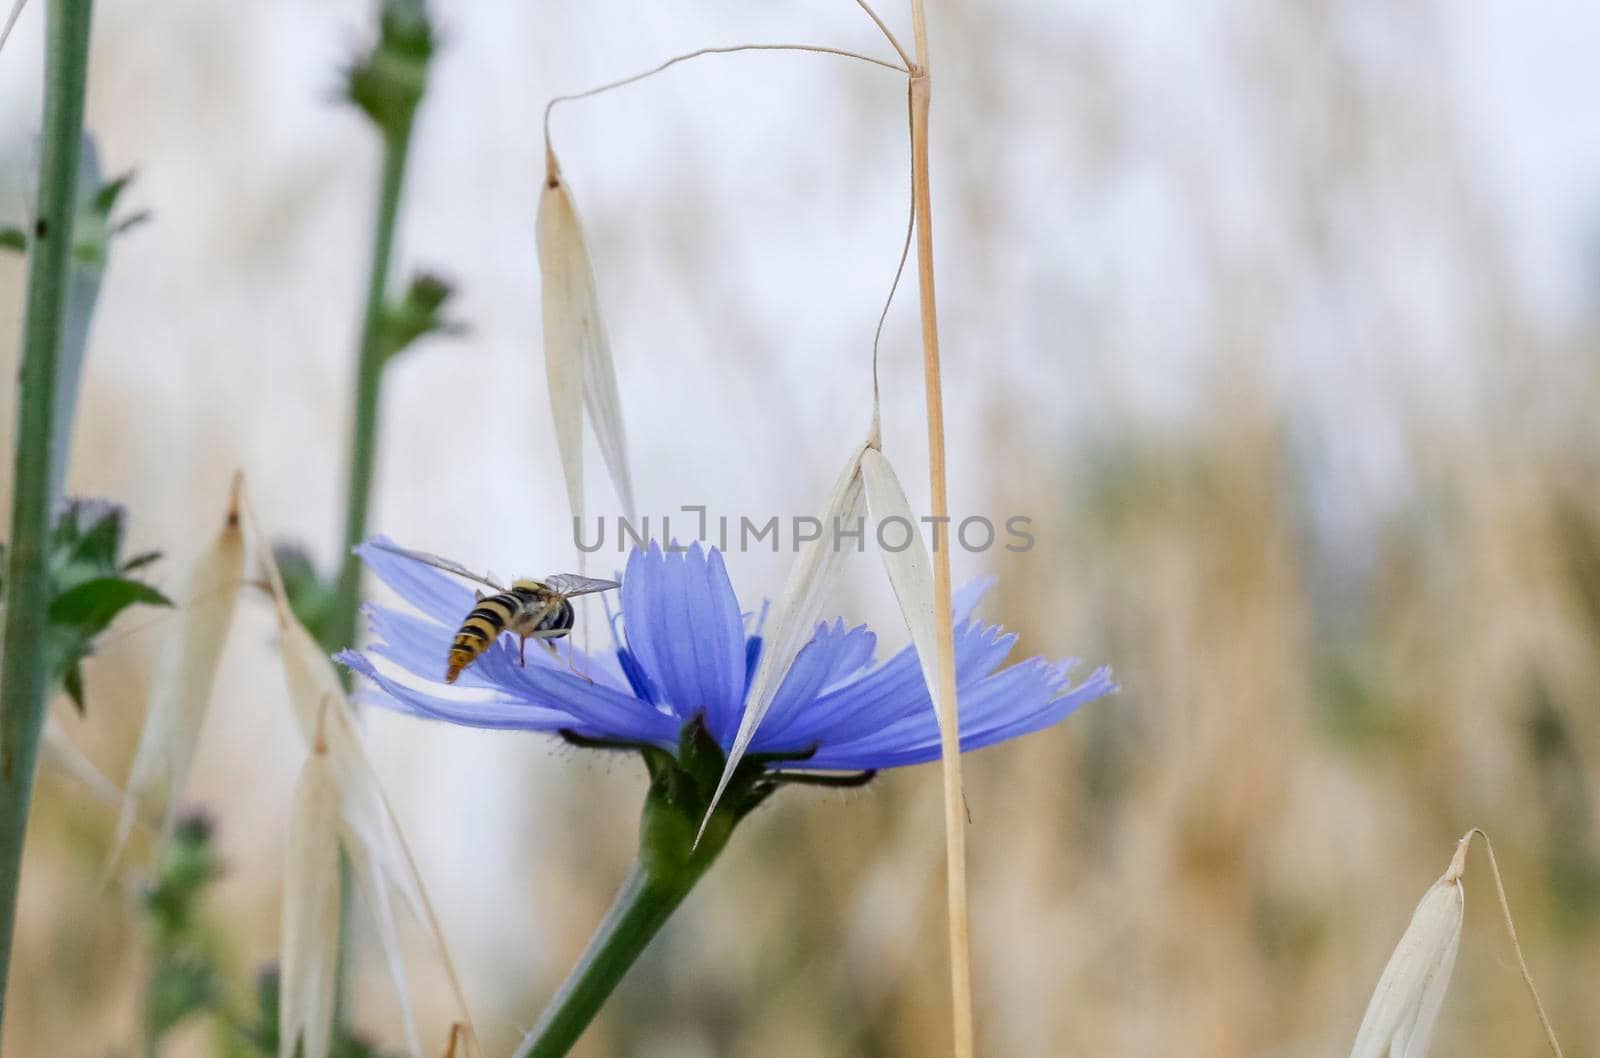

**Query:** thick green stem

left=0, top=0, right=95, bottom=1034
left=515, top=721, right=759, bottom=1057
left=512, top=863, right=693, bottom=1058
left=328, top=121, right=414, bottom=670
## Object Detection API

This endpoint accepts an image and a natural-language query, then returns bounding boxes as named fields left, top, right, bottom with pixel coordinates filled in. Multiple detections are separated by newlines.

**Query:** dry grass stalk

left=900, top=0, right=975, bottom=1050
left=108, top=474, right=244, bottom=871
left=1469, top=829, right=1566, bottom=1058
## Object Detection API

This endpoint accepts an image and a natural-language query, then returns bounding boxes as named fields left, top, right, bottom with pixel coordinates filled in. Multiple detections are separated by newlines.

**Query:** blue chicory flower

left=338, top=538, right=1114, bottom=773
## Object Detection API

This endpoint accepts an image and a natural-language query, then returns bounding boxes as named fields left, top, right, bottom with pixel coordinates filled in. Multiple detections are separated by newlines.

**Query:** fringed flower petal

left=806, top=664, right=1115, bottom=771
left=346, top=538, right=1114, bottom=775
left=342, top=650, right=675, bottom=743
left=768, top=621, right=1014, bottom=750
left=619, top=543, right=747, bottom=742
left=756, top=621, right=877, bottom=750
left=358, top=535, right=476, bottom=625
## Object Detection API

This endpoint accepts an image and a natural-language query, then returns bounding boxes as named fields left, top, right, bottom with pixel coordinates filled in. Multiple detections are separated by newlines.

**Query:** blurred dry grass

left=3, top=0, right=1600, bottom=1056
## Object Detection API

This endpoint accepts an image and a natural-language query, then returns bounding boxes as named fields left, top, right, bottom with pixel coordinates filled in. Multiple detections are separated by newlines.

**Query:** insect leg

left=526, top=628, right=591, bottom=683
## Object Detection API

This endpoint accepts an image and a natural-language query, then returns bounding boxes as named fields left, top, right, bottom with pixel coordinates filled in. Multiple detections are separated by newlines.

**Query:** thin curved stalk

left=543, top=42, right=906, bottom=147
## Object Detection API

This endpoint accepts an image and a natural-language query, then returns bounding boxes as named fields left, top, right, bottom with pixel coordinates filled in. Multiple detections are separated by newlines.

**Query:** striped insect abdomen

left=446, top=591, right=523, bottom=683
left=535, top=596, right=575, bottom=638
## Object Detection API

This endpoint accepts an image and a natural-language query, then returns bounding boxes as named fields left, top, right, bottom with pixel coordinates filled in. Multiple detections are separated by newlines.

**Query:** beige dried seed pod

left=109, top=475, right=244, bottom=869
left=860, top=446, right=946, bottom=736
left=705, top=438, right=869, bottom=828
left=279, top=712, right=342, bottom=1058
left=538, top=153, right=636, bottom=522
left=43, top=716, right=126, bottom=811
left=1348, top=836, right=1468, bottom=1058
left=246, top=482, right=481, bottom=1057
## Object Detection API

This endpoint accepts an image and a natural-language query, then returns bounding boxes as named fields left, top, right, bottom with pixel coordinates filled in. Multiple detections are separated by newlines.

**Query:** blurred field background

left=3, top=0, right=1600, bottom=1055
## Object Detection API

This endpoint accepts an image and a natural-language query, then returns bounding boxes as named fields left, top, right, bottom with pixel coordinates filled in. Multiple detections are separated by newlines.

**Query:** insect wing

left=542, top=573, right=619, bottom=598
left=368, top=539, right=506, bottom=592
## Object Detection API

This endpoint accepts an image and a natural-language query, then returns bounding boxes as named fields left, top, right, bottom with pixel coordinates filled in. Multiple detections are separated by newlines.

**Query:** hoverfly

left=368, top=540, right=617, bottom=684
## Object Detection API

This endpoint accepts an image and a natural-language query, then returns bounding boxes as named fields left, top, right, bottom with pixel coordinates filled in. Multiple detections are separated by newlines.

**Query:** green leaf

left=0, top=227, right=25, bottom=252
left=344, top=0, right=436, bottom=140
left=62, top=662, right=86, bottom=715
left=145, top=814, right=222, bottom=941
left=92, top=171, right=133, bottom=215
left=112, top=209, right=152, bottom=236
left=378, top=271, right=460, bottom=361
left=246, top=967, right=282, bottom=1055
left=70, top=506, right=123, bottom=569
left=48, top=575, right=171, bottom=637
left=273, top=543, right=338, bottom=648
left=143, top=958, right=220, bottom=1043
left=120, top=549, right=162, bottom=574
left=49, top=500, right=127, bottom=584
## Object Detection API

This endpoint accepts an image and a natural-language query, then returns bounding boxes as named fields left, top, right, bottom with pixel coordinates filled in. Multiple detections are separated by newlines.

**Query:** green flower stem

left=325, top=5, right=434, bottom=1045
left=328, top=116, right=414, bottom=672
left=513, top=862, right=694, bottom=1058
left=326, top=108, right=418, bottom=1050
left=0, top=0, right=95, bottom=1031
left=515, top=724, right=764, bottom=1058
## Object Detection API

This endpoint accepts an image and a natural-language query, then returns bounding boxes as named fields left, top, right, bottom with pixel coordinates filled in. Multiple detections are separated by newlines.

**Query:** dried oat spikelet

left=279, top=704, right=342, bottom=1058
left=859, top=446, right=946, bottom=735
left=538, top=149, right=636, bottom=522
left=272, top=590, right=462, bottom=1057
left=243, top=483, right=482, bottom=1058
left=109, top=475, right=244, bottom=869
left=1348, top=836, right=1469, bottom=1058
left=704, top=438, right=869, bottom=832
left=43, top=716, right=127, bottom=811
left=1350, top=829, right=1570, bottom=1058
